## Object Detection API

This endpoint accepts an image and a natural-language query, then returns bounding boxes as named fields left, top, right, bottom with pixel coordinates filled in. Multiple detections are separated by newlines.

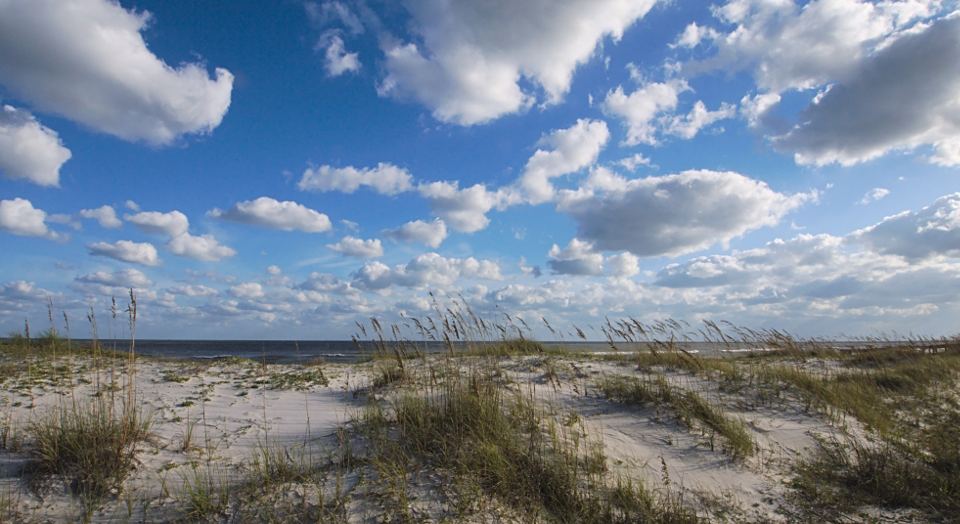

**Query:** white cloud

left=672, top=21, right=720, bottom=49
left=126, top=210, right=190, bottom=237
left=353, top=252, right=502, bottom=290
left=88, top=240, right=160, bottom=266
left=853, top=193, right=960, bottom=259
left=661, top=100, right=736, bottom=139
left=0, top=197, right=60, bottom=239
left=0, top=0, right=233, bottom=144
left=298, top=162, right=413, bottom=195
left=417, top=181, right=505, bottom=233
left=617, top=153, right=653, bottom=171
left=126, top=207, right=235, bottom=261
left=607, top=252, right=640, bottom=277
left=323, top=35, right=361, bottom=76
left=167, top=233, right=236, bottom=262
left=210, top=197, right=331, bottom=233
left=327, top=236, right=384, bottom=258
left=692, top=0, right=936, bottom=93
left=384, top=218, right=448, bottom=248
left=379, top=0, right=656, bottom=125
left=557, top=169, right=813, bottom=257
left=773, top=14, right=960, bottom=166
left=547, top=238, right=642, bottom=277
left=517, top=119, right=610, bottom=204
left=229, top=282, right=265, bottom=299
left=75, top=268, right=151, bottom=289
left=739, top=92, right=782, bottom=129
left=168, top=284, right=218, bottom=297
left=858, top=187, right=891, bottom=205
left=79, top=205, right=122, bottom=228
left=0, top=105, right=71, bottom=186
left=547, top=239, right=605, bottom=275
left=602, top=79, right=688, bottom=145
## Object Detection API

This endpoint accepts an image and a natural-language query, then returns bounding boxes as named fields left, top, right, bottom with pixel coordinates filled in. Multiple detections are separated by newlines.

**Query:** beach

left=1, top=336, right=956, bottom=523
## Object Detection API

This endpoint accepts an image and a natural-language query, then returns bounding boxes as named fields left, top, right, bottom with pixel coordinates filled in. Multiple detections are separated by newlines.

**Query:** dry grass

left=358, top=364, right=700, bottom=523
left=597, top=374, right=754, bottom=459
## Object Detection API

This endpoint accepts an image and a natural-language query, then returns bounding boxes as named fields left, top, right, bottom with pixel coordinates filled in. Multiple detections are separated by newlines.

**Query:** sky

left=2, top=0, right=960, bottom=340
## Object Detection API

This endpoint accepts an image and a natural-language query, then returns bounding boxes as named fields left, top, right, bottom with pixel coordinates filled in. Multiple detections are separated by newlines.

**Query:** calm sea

left=61, top=339, right=879, bottom=364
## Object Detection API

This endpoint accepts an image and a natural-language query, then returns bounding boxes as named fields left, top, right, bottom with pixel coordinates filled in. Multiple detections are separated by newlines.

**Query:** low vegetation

left=597, top=374, right=754, bottom=459
left=359, top=365, right=699, bottom=523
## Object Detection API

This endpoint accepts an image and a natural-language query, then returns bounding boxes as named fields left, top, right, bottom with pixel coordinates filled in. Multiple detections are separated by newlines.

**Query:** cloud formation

left=323, top=35, right=361, bottom=76
left=167, top=233, right=236, bottom=262
left=353, top=252, right=501, bottom=289
left=299, top=163, right=413, bottom=195
left=517, top=119, right=609, bottom=204
left=88, top=240, right=160, bottom=266
left=211, top=197, right=332, bottom=233
left=0, top=198, right=61, bottom=239
left=327, top=236, right=384, bottom=258
left=853, top=193, right=960, bottom=259
left=384, top=219, right=448, bottom=248
left=0, top=105, right=71, bottom=186
left=558, top=169, right=813, bottom=257
left=0, top=0, right=233, bottom=145
left=379, top=0, right=656, bottom=124
left=79, top=205, right=122, bottom=228
left=773, top=14, right=960, bottom=166
left=76, top=268, right=152, bottom=289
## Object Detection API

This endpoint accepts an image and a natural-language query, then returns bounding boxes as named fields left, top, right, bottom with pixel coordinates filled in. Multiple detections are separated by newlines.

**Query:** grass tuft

left=597, top=375, right=754, bottom=459
left=27, top=399, right=152, bottom=509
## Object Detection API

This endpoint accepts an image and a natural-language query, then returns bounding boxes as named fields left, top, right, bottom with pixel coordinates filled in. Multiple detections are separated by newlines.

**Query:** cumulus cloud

left=126, top=210, right=190, bottom=237
left=210, top=197, right=332, bottom=233
left=773, top=14, right=960, bottom=166
left=517, top=119, right=609, bottom=204
left=323, top=34, right=361, bottom=76
left=547, top=238, right=642, bottom=277
left=691, top=0, right=936, bottom=93
left=0, top=0, right=233, bottom=144
left=88, top=240, right=160, bottom=266
left=547, top=239, right=605, bottom=276
left=384, top=218, right=448, bottom=248
left=327, top=236, right=384, bottom=258
left=0, top=197, right=63, bottom=239
left=417, top=181, right=505, bottom=233
left=167, top=233, right=236, bottom=262
left=853, top=193, right=960, bottom=259
left=353, top=252, right=501, bottom=290
left=75, top=268, right=151, bottom=289
left=79, top=205, right=122, bottom=228
left=298, top=162, right=413, bottom=195
left=602, top=79, right=688, bottom=145
left=557, top=169, right=813, bottom=257
left=379, top=0, right=656, bottom=125
left=229, top=282, right=265, bottom=299
left=608, top=252, right=640, bottom=277
left=126, top=208, right=235, bottom=261
left=0, top=105, right=71, bottom=186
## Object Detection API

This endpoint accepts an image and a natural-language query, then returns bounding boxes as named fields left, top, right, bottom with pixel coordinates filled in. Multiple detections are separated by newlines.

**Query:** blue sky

left=2, top=0, right=960, bottom=339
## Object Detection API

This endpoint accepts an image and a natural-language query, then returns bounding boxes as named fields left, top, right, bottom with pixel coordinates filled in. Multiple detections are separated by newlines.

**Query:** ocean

left=64, top=339, right=882, bottom=364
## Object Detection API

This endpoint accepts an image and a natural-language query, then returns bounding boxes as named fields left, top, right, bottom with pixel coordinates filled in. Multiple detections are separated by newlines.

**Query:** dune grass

left=597, top=374, right=754, bottom=459
left=358, top=364, right=700, bottom=523
left=27, top=396, right=152, bottom=513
